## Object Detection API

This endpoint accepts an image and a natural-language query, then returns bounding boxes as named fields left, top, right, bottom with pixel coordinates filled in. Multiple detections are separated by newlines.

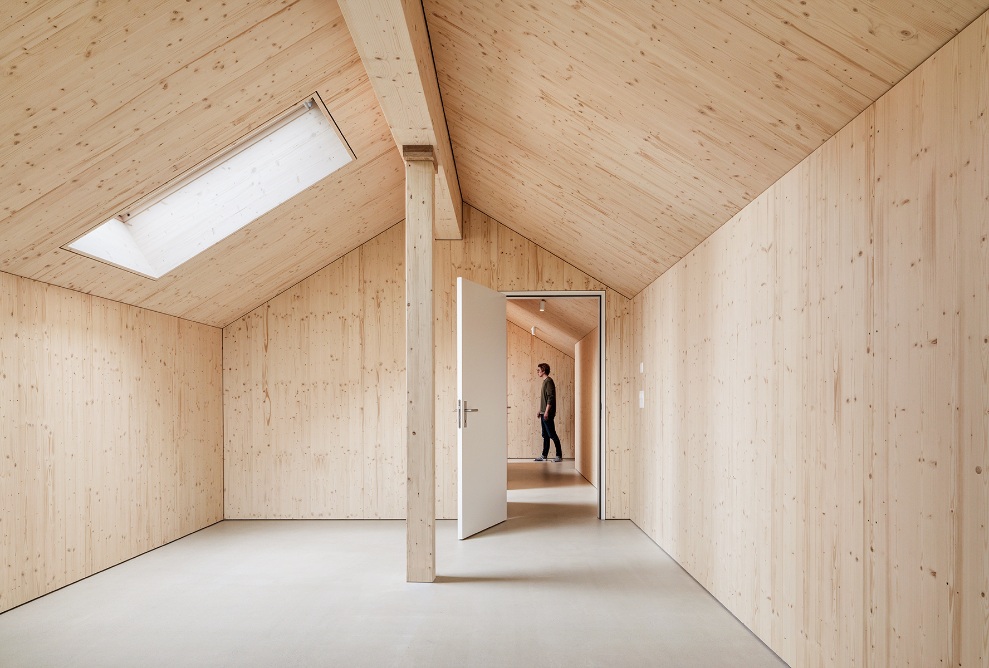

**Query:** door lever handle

left=457, top=399, right=480, bottom=428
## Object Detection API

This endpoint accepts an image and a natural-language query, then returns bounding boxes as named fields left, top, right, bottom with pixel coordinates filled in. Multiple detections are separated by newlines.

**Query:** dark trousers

left=540, top=416, right=563, bottom=458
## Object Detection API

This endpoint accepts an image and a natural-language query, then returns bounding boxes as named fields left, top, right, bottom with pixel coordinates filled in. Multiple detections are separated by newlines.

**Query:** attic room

left=1, top=1, right=987, bottom=666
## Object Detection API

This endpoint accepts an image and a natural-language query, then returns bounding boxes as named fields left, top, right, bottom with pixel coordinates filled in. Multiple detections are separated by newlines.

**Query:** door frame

left=503, top=290, right=607, bottom=520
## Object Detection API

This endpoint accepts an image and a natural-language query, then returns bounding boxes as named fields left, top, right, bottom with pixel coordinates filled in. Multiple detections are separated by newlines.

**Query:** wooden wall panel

left=630, top=13, right=988, bottom=666
left=951, top=20, right=989, bottom=667
left=871, top=21, right=989, bottom=665
left=361, top=225, right=406, bottom=519
left=223, top=224, right=405, bottom=519
left=575, top=326, right=599, bottom=485
left=605, top=285, right=633, bottom=518
left=776, top=112, right=874, bottom=665
left=505, top=322, right=574, bottom=460
left=0, top=272, right=222, bottom=614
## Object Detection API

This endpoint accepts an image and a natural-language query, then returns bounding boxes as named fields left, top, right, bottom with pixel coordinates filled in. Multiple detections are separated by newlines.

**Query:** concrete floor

left=0, top=461, right=788, bottom=667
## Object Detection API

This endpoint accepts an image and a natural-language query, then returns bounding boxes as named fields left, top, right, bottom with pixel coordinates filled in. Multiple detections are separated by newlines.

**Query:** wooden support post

left=404, top=145, right=436, bottom=583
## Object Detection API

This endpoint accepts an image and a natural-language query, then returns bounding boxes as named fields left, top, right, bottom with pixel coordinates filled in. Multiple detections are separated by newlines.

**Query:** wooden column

left=404, top=145, right=435, bottom=582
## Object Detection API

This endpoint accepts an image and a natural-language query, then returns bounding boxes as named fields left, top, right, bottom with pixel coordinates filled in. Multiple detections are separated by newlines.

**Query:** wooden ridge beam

left=339, top=0, right=463, bottom=239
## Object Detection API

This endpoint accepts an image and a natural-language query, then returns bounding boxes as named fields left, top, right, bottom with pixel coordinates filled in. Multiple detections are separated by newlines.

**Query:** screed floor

left=0, top=461, right=788, bottom=667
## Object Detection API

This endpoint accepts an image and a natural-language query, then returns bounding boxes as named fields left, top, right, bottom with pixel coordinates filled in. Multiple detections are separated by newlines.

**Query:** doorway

left=503, top=291, right=606, bottom=519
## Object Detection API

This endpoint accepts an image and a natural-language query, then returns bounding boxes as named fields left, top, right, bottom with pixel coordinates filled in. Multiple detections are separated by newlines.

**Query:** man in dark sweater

left=533, top=362, right=563, bottom=462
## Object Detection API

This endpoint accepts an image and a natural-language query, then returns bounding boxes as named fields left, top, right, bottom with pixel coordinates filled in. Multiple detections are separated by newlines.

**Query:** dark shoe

left=534, top=456, right=547, bottom=461
left=553, top=456, right=563, bottom=462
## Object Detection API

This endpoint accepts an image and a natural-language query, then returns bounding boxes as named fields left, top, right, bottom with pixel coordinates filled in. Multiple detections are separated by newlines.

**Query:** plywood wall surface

left=223, top=224, right=405, bottom=519
left=630, top=13, right=989, bottom=666
left=225, top=208, right=632, bottom=520
left=506, top=322, right=574, bottom=460
left=575, top=327, right=599, bottom=486
left=0, top=272, right=223, bottom=614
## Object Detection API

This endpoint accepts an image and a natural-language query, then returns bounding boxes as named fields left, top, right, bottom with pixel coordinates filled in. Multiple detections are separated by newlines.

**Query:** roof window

left=66, top=95, right=353, bottom=279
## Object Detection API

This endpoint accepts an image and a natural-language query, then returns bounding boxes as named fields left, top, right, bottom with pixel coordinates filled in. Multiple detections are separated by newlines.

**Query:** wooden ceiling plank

left=36, top=79, right=403, bottom=328
left=0, top=0, right=333, bottom=253
left=506, top=296, right=599, bottom=355
left=3, top=0, right=987, bottom=321
left=5, top=21, right=359, bottom=260
left=338, top=0, right=462, bottom=239
left=0, top=1, right=91, bottom=63
left=0, top=1, right=294, bottom=192
left=424, top=0, right=989, bottom=296
left=0, top=0, right=407, bottom=328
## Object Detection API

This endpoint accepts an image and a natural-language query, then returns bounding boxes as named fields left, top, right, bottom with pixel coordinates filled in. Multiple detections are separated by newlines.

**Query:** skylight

left=66, top=96, right=353, bottom=279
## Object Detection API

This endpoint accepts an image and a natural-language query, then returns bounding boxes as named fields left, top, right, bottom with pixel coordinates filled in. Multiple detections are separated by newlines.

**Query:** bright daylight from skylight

left=67, top=98, right=352, bottom=279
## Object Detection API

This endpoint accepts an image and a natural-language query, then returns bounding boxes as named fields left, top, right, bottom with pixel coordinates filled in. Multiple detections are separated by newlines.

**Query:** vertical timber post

left=404, top=145, right=436, bottom=583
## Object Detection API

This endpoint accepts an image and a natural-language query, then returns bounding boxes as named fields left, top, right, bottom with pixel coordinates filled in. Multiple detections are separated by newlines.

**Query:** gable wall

left=224, top=207, right=632, bottom=520
left=223, top=224, right=406, bottom=518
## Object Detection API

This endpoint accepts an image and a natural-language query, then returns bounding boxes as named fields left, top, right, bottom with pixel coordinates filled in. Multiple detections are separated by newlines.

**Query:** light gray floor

left=0, top=461, right=788, bottom=667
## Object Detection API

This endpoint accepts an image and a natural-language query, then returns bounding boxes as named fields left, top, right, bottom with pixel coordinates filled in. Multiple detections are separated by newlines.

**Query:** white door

left=457, top=277, right=507, bottom=539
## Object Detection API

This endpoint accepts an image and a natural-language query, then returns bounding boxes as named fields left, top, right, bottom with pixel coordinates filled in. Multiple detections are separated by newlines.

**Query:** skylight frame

left=64, top=92, right=355, bottom=280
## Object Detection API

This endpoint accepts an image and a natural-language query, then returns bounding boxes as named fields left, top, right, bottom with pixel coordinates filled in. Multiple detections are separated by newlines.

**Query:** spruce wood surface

left=3, top=1, right=984, bottom=328
left=424, top=0, right=989, bottom=297
left=222, top=226, right=406, bottom=520
left=0, top=272, right=222, bottom=614
left=338, top=0, right=462, bottom=239
left=0, top=0, right=404, bottom=328
left=630, top=14, right=989, bottom=665
left=404, top=149, right=435, bottom=582
left=575, top=326, right=600, bottom=486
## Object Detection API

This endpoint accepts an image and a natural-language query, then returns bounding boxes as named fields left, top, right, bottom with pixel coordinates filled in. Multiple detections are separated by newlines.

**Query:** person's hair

left=537, top=362, right=550, bottom=375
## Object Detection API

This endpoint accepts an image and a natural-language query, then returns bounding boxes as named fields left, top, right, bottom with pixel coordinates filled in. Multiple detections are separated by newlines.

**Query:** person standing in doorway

left=534, top=362, right=563, bottom=462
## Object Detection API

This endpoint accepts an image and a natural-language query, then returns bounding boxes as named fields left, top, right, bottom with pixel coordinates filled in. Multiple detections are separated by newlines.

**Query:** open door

left=457, top=277, right=507, bottom=539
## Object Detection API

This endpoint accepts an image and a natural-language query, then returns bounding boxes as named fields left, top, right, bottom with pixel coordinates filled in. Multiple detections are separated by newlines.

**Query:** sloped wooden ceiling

left=507, top=296, right=599, bottom=354
left=3, top=2, right=988, bottom=325
left=0, top=0, right=404, bottom=327
left=424, top=0, right=989, bottom=297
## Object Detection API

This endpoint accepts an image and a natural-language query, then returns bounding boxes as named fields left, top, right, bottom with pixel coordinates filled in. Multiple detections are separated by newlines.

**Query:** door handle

left=456, top=399, right=480, bottom=429
left=463, top=400, right=479, bottom=429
